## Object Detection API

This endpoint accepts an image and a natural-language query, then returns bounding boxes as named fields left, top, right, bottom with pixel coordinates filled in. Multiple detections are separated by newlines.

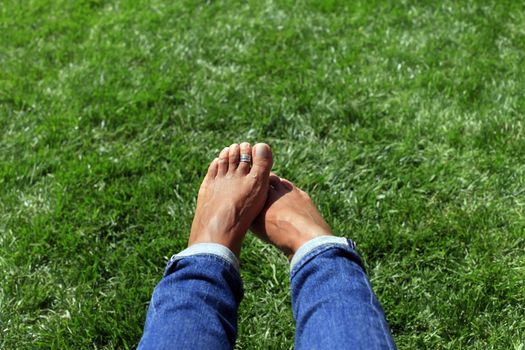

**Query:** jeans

left=139, top=237, right=396, bottom=349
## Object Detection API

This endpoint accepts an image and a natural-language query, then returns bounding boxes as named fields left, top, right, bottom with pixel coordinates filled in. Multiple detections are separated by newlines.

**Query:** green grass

left=1, top=0, right=525, bottom=348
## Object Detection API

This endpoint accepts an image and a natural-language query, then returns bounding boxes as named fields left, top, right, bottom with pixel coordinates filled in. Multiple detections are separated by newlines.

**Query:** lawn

left=1, top=0, right=524, bottom=348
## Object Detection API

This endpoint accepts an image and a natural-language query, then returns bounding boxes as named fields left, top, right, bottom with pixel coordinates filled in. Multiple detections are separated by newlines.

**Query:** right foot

left=251, top=174, right=333, bottom=260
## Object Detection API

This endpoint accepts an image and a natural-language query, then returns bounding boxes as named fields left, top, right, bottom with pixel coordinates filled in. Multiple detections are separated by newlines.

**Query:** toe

left=265, top=182, right=281, bottom=204
left=250, top=143, right=273, bottom=179
left=279, top=176, right=294, bottom=190
left=218, top=147, right=229, bottom=175
left=238, top=142, right=252, bottom=174
left=269, top=173, right=281, bottom=188
left=228, top=143, right=240, bottom=172
left=206, top=157, right=219, bottom=179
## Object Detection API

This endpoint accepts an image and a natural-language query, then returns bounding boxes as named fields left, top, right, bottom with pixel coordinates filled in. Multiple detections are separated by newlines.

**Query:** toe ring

left=240, top=154, right=252, bottom=163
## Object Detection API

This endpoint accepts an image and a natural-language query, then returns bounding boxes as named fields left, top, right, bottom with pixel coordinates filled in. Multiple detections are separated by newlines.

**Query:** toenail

left=255, top=144, right=269, bottom=158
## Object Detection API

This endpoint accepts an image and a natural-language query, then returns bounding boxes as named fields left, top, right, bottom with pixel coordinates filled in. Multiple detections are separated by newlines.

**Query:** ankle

left=188, top=231, right=245, bottom=258
left=289, top=229, right=333, bottom=259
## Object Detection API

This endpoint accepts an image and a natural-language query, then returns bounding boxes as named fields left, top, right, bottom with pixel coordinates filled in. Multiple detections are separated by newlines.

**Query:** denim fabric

left=290, top=235, right=358, bottom=270
left=291, top=238, right=396, bottom=350
left=171, top=242, right=240, bottom=272
left=138, top=252, right=243, bottom=350
left=139, top=240, right=396, bottom=350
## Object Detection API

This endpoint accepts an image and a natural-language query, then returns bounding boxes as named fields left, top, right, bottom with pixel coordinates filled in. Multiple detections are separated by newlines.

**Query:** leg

left=252, top=175, right=396, bottom=350
left=139, top=143, right=273, bottom=350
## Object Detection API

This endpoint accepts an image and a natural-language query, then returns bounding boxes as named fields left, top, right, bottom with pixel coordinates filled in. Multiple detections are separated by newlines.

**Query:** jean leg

left=290, top=239, right=396, bottom=350
left=139, top=254, right=243, bottom=350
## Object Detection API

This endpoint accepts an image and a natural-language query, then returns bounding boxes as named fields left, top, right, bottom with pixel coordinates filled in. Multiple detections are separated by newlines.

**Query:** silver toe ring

left=240, top=154, right=252, bottom=163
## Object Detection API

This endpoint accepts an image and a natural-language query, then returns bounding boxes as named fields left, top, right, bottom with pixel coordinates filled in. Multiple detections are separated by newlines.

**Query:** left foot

left=188, top=142, right=273, bottom=257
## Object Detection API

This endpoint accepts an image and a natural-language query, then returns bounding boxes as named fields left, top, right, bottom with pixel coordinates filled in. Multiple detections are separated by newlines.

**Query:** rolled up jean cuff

left=167, top=243, right=240, bottom=273
left=290, top=236, right=363, bottom=275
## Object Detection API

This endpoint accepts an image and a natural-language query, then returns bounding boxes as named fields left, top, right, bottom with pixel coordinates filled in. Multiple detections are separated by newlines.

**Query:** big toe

left=250, top=143, right=273, bottom=178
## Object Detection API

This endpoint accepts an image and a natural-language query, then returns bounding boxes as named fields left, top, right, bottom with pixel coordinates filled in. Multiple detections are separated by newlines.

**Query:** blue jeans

left=139, top=237, right=396, bottom=349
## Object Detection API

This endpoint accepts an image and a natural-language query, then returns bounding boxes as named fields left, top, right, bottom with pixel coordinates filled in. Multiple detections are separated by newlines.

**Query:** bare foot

left=251, top=174, right=333, bottom=260
left=189, top=142, right=273, bottom=257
